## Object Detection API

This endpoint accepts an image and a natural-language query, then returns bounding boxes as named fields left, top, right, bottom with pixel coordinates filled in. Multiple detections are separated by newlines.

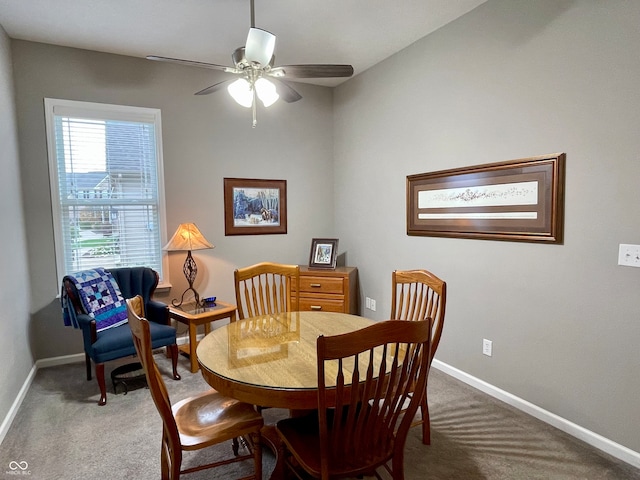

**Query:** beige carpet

left=1, top=353, right=638, bottom=479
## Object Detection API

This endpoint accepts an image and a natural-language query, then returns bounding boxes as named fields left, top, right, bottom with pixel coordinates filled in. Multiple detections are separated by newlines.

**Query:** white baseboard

left=0, top=363, right=37, bottom=445
left=36, top=352, right=85, bottom=368
left=432, top=359, right=640, bottom=469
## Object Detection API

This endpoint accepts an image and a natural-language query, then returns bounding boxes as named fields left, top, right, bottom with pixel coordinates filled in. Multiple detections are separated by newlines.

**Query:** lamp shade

left=163, top=223, right=214, bottom=251
left=245, top=28, right=276, bottom=66
left=255, top=78, right=279, bottom=107
left=228, top=78, right=254, bottom=108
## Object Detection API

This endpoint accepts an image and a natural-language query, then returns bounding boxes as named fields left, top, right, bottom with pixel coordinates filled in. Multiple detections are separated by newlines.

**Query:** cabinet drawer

left=298, top=297, right=345, bottom=313
left=299, top=276, right=345, bottom=294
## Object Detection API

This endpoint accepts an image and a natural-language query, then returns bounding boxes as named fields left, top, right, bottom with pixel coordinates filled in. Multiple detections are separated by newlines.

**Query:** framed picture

left=308, top=238, right=339, bottom=269
left=224, top=178, right=287, bottom=236
left=406, top=153, right=565, bottom=243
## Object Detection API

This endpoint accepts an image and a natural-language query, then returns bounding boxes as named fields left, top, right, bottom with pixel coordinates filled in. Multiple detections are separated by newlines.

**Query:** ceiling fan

left=147, top=0, right=354, bottom=127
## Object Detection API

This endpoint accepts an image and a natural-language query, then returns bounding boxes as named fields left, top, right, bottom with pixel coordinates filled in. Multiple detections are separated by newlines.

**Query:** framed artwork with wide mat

left=407, top=153, right=565, bottom=243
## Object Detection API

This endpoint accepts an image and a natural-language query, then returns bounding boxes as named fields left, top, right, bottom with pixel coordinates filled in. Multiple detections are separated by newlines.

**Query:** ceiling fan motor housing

left=232, top=47, right=247, bottom=69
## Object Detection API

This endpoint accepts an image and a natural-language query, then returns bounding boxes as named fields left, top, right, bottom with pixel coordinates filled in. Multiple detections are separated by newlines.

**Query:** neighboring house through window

left=44, top=98, right=169, bottom=286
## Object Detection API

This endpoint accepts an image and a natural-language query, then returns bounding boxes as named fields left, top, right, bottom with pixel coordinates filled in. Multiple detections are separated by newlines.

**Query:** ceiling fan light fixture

left=227, top=78, right=253, bottom=108
left=147, top=0, right=354, bottom=126
left=245, top=27, right=276, bottom=66
left=255, top=78, right=279, bottom=107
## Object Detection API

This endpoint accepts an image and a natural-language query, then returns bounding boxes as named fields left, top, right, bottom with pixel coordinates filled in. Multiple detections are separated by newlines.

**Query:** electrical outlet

left=618, top=244, right=640, bottom=267
left=482, top=339, right=493, bottom=357
left=365, top=297, right=377, bottom=311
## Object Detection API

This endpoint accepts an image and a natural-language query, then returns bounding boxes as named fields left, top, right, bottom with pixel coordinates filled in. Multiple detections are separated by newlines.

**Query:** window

left=45, top=99, right=169, bottom=284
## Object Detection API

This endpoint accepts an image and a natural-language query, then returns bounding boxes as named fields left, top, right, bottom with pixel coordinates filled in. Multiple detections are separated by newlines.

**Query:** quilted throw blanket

left=61, top=268, right=128, bottom=332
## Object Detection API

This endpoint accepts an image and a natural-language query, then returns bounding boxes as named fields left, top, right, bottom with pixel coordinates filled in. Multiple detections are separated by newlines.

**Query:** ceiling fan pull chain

left=252, top=89, right=258, bottom=128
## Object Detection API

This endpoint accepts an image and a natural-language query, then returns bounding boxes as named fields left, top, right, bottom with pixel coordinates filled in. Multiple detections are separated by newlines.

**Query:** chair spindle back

left=234, top=262, right=300, bottom=320
left=316, top=320, right=432, bottom=479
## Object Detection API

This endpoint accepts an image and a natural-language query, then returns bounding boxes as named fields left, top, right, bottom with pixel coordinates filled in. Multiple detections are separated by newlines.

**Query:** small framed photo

left=308, top=238, right=339, bottom=269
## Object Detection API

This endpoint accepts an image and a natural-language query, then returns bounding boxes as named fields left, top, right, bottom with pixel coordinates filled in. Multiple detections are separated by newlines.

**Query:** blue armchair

left=63, top=267, right=180, bottom=405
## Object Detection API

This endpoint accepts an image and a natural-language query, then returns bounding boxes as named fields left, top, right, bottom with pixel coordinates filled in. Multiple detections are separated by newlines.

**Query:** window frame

left=44, top=98, right=170, bottom=287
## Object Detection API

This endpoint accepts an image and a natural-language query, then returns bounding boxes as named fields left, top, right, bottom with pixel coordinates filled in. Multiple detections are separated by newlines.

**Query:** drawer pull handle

left=310, top=305, right=322, bottom=311
left=310, top=283, right=322, bottom=288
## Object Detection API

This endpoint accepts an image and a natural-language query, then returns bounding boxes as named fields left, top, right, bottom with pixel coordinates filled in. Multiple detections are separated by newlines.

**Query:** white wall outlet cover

left=618, top=244, right=640, bottom=267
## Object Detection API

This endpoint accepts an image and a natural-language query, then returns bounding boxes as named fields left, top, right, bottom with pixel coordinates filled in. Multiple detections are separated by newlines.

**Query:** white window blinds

left=45, top=99, right=168, bottom=283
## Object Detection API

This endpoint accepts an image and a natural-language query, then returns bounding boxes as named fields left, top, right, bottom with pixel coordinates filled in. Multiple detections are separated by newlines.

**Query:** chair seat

left=173, top=389, right=264, bottom=450
left=277, top=413, right=322, bottom=476
left=277, top=408, right=392, bottom=478
left=91, top=322, right=176, bottom=364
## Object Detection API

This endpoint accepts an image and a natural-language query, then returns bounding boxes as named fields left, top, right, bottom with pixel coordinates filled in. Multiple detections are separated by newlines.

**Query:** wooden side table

left=169, top=300, right=237, bottom=373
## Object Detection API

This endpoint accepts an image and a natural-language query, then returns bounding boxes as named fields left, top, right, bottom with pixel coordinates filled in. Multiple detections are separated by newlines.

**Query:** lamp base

left=171, top=250, right=203, bottom=308
left=171, top=287, right=202, bottom=309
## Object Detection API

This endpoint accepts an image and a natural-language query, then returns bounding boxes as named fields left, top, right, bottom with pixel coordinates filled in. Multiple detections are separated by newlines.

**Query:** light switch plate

left=482, top=339, right=492, bottom=357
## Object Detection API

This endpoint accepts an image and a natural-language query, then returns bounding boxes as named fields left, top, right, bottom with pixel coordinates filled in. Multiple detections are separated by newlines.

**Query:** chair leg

left=251, top=431, right=262, bottom=480
left=232, top=437, right=240, bottom=456
left=95, top=363, right=107, bottom=406
left=391, top=451, right=405, bottom=480
left=421, top=399, right=431, bottom=445
left=168, top=344, right=181, bottom=380
left=85, top=353, right=92, bottom=381
left=161, top=442, right=169, bottom=480
left=276, top=435, right=291, bottom=480
left=161, top=433, right=180, bottom=480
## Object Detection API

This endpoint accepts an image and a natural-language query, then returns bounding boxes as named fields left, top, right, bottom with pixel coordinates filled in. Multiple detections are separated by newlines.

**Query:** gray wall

left=0, top=26, right=31, bottom=431
left=334, top=0, right=640, bottom=452
left=11, top=41, right=336, bottom=359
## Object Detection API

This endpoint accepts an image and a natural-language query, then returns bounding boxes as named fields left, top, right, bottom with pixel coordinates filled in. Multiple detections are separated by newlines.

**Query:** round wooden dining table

left=197, top=310, right=375, bottom=411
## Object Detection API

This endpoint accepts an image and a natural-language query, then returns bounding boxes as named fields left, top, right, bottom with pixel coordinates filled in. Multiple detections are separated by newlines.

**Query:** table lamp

left=163, top=223, right=214, bottom=308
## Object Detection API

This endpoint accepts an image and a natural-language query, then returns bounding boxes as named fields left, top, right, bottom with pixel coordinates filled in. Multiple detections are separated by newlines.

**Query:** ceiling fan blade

left=273, top=64, right=354, bottom=78
left=272, top=79, right=302, bottom=103
left=146, top=55, right=233, bottom=72
left=195, top=79, right=234, bottom=96
left=245, top=28, right=276, bottom=66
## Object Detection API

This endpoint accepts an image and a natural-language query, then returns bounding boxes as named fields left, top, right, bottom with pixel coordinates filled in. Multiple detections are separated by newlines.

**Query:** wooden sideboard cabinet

left=294, top=266, right=358, bottom=315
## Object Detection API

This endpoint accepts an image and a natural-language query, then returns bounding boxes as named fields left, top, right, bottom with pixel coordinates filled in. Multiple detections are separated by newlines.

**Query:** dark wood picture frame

left=224, top=178, right=287, bottom=236
left=308, top=238, right=339, bottom=269
left=407, top=153, right=565, bottom=243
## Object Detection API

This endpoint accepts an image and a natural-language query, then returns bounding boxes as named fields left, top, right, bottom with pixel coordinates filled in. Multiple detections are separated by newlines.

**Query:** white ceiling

left=0, top=0, right=487, bottom=87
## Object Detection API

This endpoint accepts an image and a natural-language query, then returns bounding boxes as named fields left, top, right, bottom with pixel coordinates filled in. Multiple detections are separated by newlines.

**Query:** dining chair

left=390, top=269, right=447, bottom=444
left=276, top=319, right=432, bottom=480
left=126, top=296, right=264, bottom=480
left=234, top=262, right=300, bottom=320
